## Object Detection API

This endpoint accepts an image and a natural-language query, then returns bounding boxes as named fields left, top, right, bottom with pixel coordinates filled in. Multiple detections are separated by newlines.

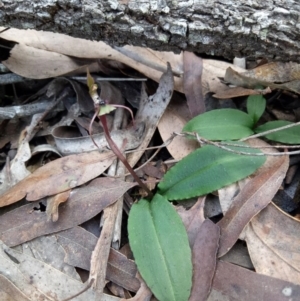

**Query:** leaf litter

left=0, top=26, right=300, bottom=301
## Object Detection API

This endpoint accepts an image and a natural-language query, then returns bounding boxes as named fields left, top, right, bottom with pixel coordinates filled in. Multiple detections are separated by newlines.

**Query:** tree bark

left=1, top=0, right=300, bottom=62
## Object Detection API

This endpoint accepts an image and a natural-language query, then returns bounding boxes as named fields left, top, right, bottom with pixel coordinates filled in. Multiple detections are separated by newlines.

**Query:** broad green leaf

left=183, top=109, right=254, bottom=140
left=255, top=120, right=300, bottom=144
left=158, top=144, right=265, bottom=201
left=98, top=104, right=116, bottom=116
left=247, top=94, right=266, bottom=124
left=128, top=194, right=192, bottom=301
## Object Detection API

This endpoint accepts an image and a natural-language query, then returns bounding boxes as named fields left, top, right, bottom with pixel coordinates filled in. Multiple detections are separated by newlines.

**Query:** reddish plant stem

left=99, top=113, right=153, bottom=198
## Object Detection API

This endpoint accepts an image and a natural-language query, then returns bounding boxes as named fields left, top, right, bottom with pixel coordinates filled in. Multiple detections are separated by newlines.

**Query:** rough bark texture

left=1, top=0, right=300, bottom=62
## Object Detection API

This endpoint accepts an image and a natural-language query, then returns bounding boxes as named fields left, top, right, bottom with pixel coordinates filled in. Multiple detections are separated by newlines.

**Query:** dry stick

left=60, top=280, right=94, bottom=301
left=178, top=129, right=300, bottom=156
left=89, top=164, right=126, bottom=291
left=103, top=107, right=125, bottom=248
left=239, top=120, right=300, bottom=142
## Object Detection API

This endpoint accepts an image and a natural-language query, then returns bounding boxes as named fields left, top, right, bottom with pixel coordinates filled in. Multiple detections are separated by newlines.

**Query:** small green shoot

left=247, top=94, right=266, bottom=124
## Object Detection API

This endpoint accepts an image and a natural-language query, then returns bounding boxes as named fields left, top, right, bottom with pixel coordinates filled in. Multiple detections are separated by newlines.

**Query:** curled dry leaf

left=225, top=62, right=300, bottom=94
left=213, top=86, right=272, bottom=99
left=46, top=190, right=71, bottom=222
left=0, top=178, right=136, bottom=247
left=218, top=150, right=289, bottom=257
left=0, top=150, right=116, bottom=207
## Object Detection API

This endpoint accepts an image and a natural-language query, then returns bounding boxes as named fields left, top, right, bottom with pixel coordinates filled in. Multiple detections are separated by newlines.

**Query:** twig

left=240, top=120, right=300, bottom=141
left=179, top=132, right=296, bottom=156
left=60, top=279, right=94, bottom=301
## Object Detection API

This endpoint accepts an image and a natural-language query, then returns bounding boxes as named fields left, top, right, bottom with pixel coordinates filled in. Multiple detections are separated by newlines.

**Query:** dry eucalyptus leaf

left=56, top=226, right=98, bottom=271
left=183, top=51, right=205, bottom=117
left=0, top=240, right=119, bottom=301
left=244, top=222, right=300, bottom=284
left=4, top=43, right=92, bottom=79
left=218, top=152, right=289, bottom=257
left=209, top=260, right=300, bottom=301
left=56, top=227, right=140, bottom=292
left=0, top=274, right=31, bottom=301
left=225, top=63, right=300, bottom=94
left=245, top=203, right=300, bottom=283
left=0, top=27, right=244, bottom=95
left=20, top=235, right=80, bottom=281
left=213, top=86, right=271, bottom=99
left=0, top=150, right=116, bottom=207
left=52, top=123, right=145, bottom=155
left=0, top=178, right=136, bottom=247
left=176, top=196, right=205, bottom=247
left=190, top=220, right=220, bottom=301
left=202, top=59, right=245, bottom=95
left=158, top=100, right=198, bottom=160
left=126, top=63, right=174, bottom=167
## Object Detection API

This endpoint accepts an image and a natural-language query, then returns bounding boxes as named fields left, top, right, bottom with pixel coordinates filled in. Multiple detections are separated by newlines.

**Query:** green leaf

left=246, top=94, right=266, bottom=124
left=128, top=194, right=192, bottom=301
left=158, top=144, right=266, bottom=201
left=255, top=120, right=300, bottom=144
left=98, top=104, right=116, bottom=116
left=183, top=109, right=254, bottom=140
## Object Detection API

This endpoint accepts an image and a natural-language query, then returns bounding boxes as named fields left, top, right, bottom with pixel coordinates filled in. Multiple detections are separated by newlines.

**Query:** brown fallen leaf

left=0, top=150, right=116, bottom=207
left=0, top=178, right=136, bottom=247
left=245, top=203, right=300, bottom=284
left=57, top=227, right=140, bottom=292
left=126, top=63, right=174, bottom=168
left=0, top=27, right=245, bottom=94
left=20, top=235, right=80, bottom=281
left=158, top=99, right=199, bottom=160
left=224, top=63, right=300, bottom=94
left=0, top=240, right=119, bottom=301
left=108, top=248, right=140, bottom=292
left=244, top=222, right=300, bottom=285
left=202, top=59, right=245, bottom=95
left=183, top=51, right=205, bottom=117
left=176, top=196, right=205, bottom=247
left=121, top=273, right=152, bottom=301
left=0, top=274, right=31, bottom=301
left=218, top=152, right=289, bottom=257
left=213, top=86, right=272, bottom=99
left=190, top=219, right=220, bottom=301
left=209, top=260, right=300, bottom=301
